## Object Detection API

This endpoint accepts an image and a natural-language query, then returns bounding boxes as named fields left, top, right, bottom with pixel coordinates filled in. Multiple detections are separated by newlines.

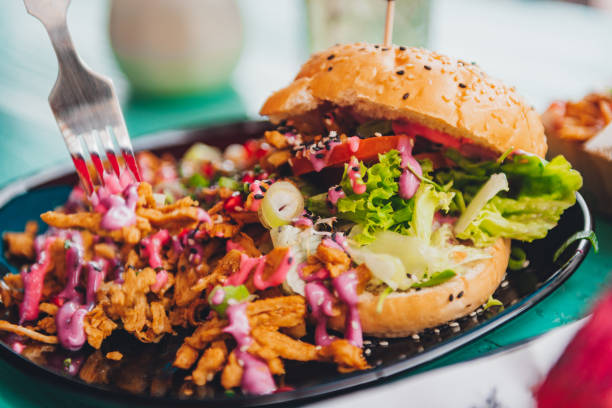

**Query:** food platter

left=0, top=121, right=593, bottom=407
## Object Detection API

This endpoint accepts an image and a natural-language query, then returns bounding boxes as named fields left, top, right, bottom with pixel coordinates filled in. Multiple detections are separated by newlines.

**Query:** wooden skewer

left=383, top=0, right=395, bottom=47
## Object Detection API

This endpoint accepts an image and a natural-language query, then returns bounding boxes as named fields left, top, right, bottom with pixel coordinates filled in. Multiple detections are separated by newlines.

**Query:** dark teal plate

left=0, top=121, right=594, bottom=407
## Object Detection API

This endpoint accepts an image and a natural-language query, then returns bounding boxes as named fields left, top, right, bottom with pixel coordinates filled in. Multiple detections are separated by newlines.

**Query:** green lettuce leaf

left=438, top=152, right=583, bottom=246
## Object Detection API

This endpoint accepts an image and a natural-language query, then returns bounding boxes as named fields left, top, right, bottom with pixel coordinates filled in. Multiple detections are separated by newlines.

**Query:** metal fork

left=23, top=0, right=141, bottom=194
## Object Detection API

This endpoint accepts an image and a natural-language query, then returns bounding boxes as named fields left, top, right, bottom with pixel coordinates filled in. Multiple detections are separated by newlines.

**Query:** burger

left=257, top=43, right=582, bottom=338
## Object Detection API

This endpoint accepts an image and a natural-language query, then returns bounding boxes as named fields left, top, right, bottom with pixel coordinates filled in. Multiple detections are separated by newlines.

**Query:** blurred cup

left=306, top=0, right=430, bottom=52
left=109, top=0, right=243, bottom=96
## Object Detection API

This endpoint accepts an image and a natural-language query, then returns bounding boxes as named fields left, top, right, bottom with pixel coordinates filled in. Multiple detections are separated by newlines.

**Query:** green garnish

left=208, top=285, right=250, bottom=317
left=217, top=176, right=241, bottom=191
left=411, top=269, right=457, bottom=288
left=63, top=358, right=72, bottom=369
left=483, top=295, right=504, bottom=311
left=187, top=173, right=210, bottom=189
left=376, top=286, right=393, bottom=314
left=508, top=246, right=528, bottom=271
left=553, top=230, right=599, bottom=262
left=63, top=240, right=72, bottom=249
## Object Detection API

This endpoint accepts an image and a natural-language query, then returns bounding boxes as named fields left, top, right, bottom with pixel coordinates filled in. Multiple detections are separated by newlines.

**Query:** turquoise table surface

left=0, top=0, right=612, bottom=407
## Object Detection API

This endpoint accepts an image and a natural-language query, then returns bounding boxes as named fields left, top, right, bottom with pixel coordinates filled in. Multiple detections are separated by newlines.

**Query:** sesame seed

left=398, top=353, right=407, bottom=359
left=411, top=333, right=420, bottom=341
left=364, top=348, right=372, bottom=356
left=396, top=70, right=405, bottom=75
left=424, top=65, right=432, bottom=70
left=434, top=328, right=440, bottom=335
left=449, top=322, right=459, bottom=328
left=378, top=340, right=389, bottom=347
left=374, top=132, right=382, bottom=137
left=501, top=280, right=509, bottom=288
left=469, top=311, right=477, bottom=317
left=457, top=291, right=464, bottom=298
left=402, top=93, right=410, bottom=100
left=327, top=54, right=335, bottom=60
left=399, top=46, right=406, bottom=51
left=327, top=66, right=333, bottom=71
left=363, top=340, right=372, bottom=345
left=417, top=346, right=425, bottom=353
left=458, top=83, right=467, bottom=88
left=448, top=294, right=454, bottom=301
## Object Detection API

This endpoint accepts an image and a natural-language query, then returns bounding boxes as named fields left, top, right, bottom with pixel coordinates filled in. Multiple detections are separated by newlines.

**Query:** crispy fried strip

left=319, top=339, right=370, bottom=373
left=221, top=351, right=243, bottom=390
left=247, top=295, right=306, bottom=328
left=0, top=320, right=58, bottom=344
left=174, top=343, right=201, bottom=369
left=39, top=302, right=58, bottom=316
left=251, top=326, right=318, bottom=361
left=192, top=340, right=228, bottom=386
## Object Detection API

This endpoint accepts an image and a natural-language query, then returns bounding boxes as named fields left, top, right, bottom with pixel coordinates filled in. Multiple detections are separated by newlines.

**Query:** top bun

left=260, top=43, right=547, bottom=157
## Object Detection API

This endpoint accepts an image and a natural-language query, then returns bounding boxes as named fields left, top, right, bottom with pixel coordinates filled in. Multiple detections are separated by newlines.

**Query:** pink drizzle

left=141, top=230, right=170, bottom=269
left=298, top=263, right=330, bottom=282
left=150, top=269, right=168, bottom=293
left=308, top=140, right=341, bottom=172
left=225, top=249, right=293, bottom=291
left=327, top=186, right=345, bottom=206
left=224, top=302, right=276, bottom=395
left=57, top=234, right=85, bottom=301
left=293, top=211, right=314, bottom=228
left=304, top=282, right=336, bottom=346
left=56, top=299, right=88, bottom=351
left=211, top=287, right=225, bottom=305
left=347, top=157, right=366, bottom=195
left=248, top=181, right=265, bottom=211
left=91, top=176, right=139, bottom=230
left=397, top=136, right=422, bottom=200
left=226, top=240, right=244, bottom=252
left=333, top=270, right=363, bottom=348
left=85, top=259, right=108, bottom=307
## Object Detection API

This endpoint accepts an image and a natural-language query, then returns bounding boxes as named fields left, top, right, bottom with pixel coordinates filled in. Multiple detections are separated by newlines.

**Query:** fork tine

left=61, top=129, right=94, bottom=194
left=113, top=125, right=141, bottom=182
left=99, top=127, right=122, bottom=178
left=81, top=131, right=106, bottom=184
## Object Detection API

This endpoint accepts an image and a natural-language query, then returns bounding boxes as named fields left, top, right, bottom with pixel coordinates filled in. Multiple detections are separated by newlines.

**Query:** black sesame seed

left=399, top=46, right=406, bottom=51
left=402, top=93, right=410, bottom=100
left=352, top=166, right=359, bottom=172
left=315, top=153, right=325, bottom=159
left=335, top=186, right=342, bottom=191
left=458, top=83, right=467, bottom=88
left=189, top=247, right=198, bottom=254
left=254, top=194, right=264, bottom=200
left=228, top=219, right=238, bottom=225
left=327, top=54, right=335, bottom=60
left=374, top=45, right=379, bottom=49
left=127, top=264, right=134, bottom=270
left=382, top=47, right=389, bottom=51
left=457, top=291, right=464, bottom=298
left=327, top=66, right=333, bottom=71
left=424, top=65, right=432, bottom=70
left=415, top=287, right=422, bottom=291
left=260, top=186, right=267, bottom=193
left=288, top=257, right=293, bottom=264
left=396, top=70, right=405, bottom=75
left=449, top=294, right=454, bottom=301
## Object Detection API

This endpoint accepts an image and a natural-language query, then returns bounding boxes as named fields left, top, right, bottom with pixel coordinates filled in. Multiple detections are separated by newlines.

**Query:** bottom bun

left=328, top=238, right=511, bottom=337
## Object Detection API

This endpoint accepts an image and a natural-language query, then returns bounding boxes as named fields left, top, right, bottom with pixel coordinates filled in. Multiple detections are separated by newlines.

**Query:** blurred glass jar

left=109, top=0, right=243, bottom=96
left=306, top=0, right=430, bottom=52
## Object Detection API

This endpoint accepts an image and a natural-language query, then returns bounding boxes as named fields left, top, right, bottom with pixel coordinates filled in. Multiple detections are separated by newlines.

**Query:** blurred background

left=1, top=0, right=611, bottom=187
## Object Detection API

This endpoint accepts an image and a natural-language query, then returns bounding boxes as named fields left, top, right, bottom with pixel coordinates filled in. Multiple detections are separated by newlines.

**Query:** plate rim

left=0, top=121, right=594, bottom=407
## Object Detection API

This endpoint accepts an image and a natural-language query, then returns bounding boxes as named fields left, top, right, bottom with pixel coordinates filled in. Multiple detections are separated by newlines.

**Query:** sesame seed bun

left=328, top=237, right=511, bottom=337
left=260, top=43, right=547, bottom=157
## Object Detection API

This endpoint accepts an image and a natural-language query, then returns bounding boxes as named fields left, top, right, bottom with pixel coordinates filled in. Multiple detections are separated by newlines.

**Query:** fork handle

left=23, top=0, right=84, bottom=80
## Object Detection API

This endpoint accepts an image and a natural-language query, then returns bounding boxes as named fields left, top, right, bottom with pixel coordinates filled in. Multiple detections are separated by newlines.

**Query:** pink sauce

left=397, top=136, right=422, bottom=200
left=223, top=302, right=276, bottom=395
left=321, top=238, right=345, bottom=252
left=226, top=240, right=244, bottom=252
left=85, top=259, right=107, bottom=307
left=64, top=186, right=87, bottom=213
left=347, top=156, right=366, bottom=195
left=327, top=186, right=345, bottom=206
left=196, top=208, right=212, bottom=226
left=248, top=182, right=265, bottom=212
left=150, top=270, right=168, bottom=293
left=293, top=215, right=314, bottom=228
left=55, top=300, right=88, bottom=351
left=298, top=263, right=330, bottom=282
left=211, top=287, right=225, bottom=305
left=304, top=282, right=336, bottom=346
left=252, top=249, right=292, bottom=291
left=91, top=178, right=139, bottom=230
left=348, top=136, right=360, bottom=153
left=19, top=236, right=55, bottom=323
left=308, top=139, right=341, bottom=172
left=141, top=229, right=170, bottom=269
left=332, top=270, right=363, bottom=348
left=57, top=235, right=85, bottom=301
left=225, top=249, right=293, bottom=291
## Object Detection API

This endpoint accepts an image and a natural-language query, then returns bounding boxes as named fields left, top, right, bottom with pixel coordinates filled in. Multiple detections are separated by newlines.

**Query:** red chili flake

left=224, top=195, right=243, bottom=212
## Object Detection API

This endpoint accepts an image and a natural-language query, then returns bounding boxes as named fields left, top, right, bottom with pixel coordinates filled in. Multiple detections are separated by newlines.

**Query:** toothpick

left=383, top=0, right=395, bottom=47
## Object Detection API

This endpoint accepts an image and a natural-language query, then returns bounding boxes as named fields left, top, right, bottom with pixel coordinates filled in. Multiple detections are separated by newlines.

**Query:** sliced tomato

left=290, top=136, right=403, bottom=176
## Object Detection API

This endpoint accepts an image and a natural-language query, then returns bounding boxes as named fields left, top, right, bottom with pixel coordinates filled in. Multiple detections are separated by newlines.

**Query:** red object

left=201, top=162, right=216, bottom=178
left=19, top=239, right=55, bottom=323
left=71, top=155, right=93, bottom=193
left=122, top=149, right=142, bottom=182
left=244, top=139, right=270, bottom=159
left=535, top=290, right=612, bottom=407
left=291, top=135, right=403, bottom=176
left=223, top=195, right=243, bottom=212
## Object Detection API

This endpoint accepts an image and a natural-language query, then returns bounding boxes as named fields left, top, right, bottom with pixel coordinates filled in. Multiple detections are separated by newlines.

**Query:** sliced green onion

left=483, top=295, right=504, bottom=311
left=376, top=286, right=393, bottom=314
left=553, top=230, right=599, bottom=262
left=496, top=146, right=514, bottom=165
left=187, top=173, right=210, bottom=188
left=411, top=269, right=457, bottom=288
left=258, top=181, right=304, bottom=229
left=454, top=173, right=509, bottom=234
left=508, top=246, right=528, bottom=271
left=217, top=176, right=241, bottom=191
left=207, top=285, right=250, bottom=317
